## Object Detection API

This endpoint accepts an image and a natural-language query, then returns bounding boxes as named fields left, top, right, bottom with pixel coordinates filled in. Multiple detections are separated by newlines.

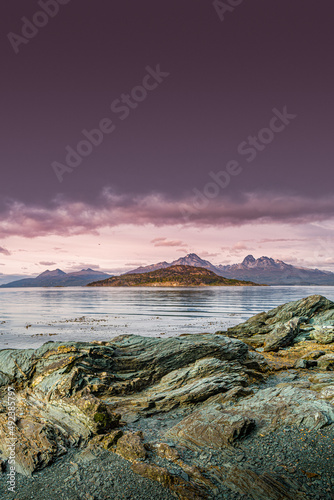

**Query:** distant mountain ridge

left=88, top=265, right=260, bottom=287
left=2, top=253, right=334, bottom=287
left=126, top=253, right=219, bottom=274
left=127, top=253, right=334, bottom=285
left=217, top=255, right=334, bottom=285
left=0, top=268, right=111, bottom=288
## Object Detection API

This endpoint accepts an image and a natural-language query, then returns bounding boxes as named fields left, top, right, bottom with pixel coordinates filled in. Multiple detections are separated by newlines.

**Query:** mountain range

left=2, top=253, right=334, bottom=287
left=88, top=265, right=260, bottom=287
left=127, top=253, right=334, bottom=285
left=0, top=268, right=111, bottom=288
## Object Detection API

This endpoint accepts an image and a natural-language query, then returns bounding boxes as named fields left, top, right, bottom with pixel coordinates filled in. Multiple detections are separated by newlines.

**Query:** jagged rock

left=318, top=385, right=334, bottom=401
left=295, top=350, right=328, bottom=368
left=131, top=461, right=208, bottom=499
left=301, top=350, right=326, bottom=360
left=225, top=295, right=334, bottom=347
left=294, top=359, right=317, bottom=369
left=309, top=326, right=334, bottom=344
left=116, top=432, right=147, bottom=461
left=166, top=407, right=255, bottom=449
left=316, top=353, right=334, bottom=370
left=100, top=429, right=123, bottom=449
left=0, top=334, right=259, bottom=476
left=223, top=384, right=334, bottom=431
left=223, top=466, right=304, bottom=500
left=155, top=442, right=180, bottom=461
left=154, top=443, right=218, bottom=493
left=165, top=382, right=334, bottom=452
left=263, top=319, right=300, bottom=352
left=0, top=301, right=332, bottom=498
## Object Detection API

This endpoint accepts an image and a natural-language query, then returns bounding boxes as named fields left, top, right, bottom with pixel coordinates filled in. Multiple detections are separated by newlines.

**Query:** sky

left=1, top=0, right=334, bottom=281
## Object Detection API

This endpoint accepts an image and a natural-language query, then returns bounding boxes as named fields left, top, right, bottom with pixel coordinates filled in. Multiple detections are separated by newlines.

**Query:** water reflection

left=1, top=286, right=334, bottom=349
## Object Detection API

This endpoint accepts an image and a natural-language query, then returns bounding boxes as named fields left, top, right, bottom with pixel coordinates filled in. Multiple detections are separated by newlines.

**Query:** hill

left=87, top=265, right=261, bottom=287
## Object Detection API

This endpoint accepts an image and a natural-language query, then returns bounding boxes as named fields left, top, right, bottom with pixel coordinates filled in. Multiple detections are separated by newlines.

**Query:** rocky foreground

left=0, top=295, right=334, bottom=499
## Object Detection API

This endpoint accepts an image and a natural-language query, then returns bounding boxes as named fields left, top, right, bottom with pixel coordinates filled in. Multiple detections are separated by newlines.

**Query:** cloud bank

left=0, top=191, right=334, bottom=239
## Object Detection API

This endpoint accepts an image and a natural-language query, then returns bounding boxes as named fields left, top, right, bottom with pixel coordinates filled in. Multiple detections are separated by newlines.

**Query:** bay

left=1, top=286, right=334, bottom=349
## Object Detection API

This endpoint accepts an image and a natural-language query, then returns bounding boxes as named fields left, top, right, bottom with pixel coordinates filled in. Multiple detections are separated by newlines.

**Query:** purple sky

left=1, top=0, right=334, bottom=277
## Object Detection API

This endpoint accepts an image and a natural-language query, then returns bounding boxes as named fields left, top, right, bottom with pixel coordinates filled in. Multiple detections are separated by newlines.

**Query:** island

left=86, top=264, right=262, bottom=287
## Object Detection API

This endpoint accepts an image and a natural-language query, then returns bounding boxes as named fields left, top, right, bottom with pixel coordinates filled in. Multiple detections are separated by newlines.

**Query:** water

left=1, top=286, right=334, bottom=349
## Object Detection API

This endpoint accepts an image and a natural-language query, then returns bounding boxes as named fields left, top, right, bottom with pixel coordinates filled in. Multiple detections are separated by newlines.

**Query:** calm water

left=1, top=286, right=334, bottom=349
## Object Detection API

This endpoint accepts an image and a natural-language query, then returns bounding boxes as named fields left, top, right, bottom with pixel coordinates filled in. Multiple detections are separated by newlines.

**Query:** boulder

left=116, top=432, right=147, bottom=461
left=225, top=295, right=334, bottom=347
left=131, top=461, right=208, bottom=499
left=309, top=326, right=334, bottom=344
left=316, top=353, right=334, bottom=370
left=263, top=319, right=300, bottom=352
left=223, top=466, right=304, bottom=500
left=100, top=429, right=123, bottom=449
left=166, top=406, right=255, bottom=449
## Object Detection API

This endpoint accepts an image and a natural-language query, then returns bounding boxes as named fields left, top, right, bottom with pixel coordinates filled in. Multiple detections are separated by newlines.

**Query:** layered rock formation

left=0, top=295, right=333, bottom=499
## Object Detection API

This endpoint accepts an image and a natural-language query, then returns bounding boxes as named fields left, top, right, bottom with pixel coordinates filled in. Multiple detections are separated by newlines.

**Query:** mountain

left=0, top=273, right=32, bottom=286
left=87, top=265, right=261, bottom=287
left=126, top=253, right=334, bottom=285
left=217, top=255, right=334, bottom=285
left=0, top=268, right=111, bottom=288
left=126, top=253, right=219, bottom=274
left=125, top=261, right=171, bottom=274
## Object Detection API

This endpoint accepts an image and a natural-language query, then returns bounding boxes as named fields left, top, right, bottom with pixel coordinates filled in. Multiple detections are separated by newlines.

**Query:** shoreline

left=0, top=295, right=333, bottom=499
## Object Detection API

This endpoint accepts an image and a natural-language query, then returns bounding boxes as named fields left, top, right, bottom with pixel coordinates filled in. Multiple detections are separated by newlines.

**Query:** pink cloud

left=200, top=251, right=221, bottom=258
left=0, top=191, right=334, bottom=239
left=0, top=246, right=10, bottom=255
left=151, top=237, right=186, bottom=247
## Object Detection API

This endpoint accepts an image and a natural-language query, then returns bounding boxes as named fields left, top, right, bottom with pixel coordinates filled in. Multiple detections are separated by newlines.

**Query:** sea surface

left=1, top=286, right=334, bottom=350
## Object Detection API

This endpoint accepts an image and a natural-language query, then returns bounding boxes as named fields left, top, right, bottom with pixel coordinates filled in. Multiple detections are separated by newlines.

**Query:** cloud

left=221, top=241, right=253, bottom=255
left=259, top=238, right=306, bottom=243
left=200, top=251, right=220, bottom=258
left=0, top=190, right=334, bottom=239
left=151, top=237, right=187, bottom=247
left=64, top=263, right=101, bottom=272
left=39, top=261, right=56, bottom=266
left=0, top=246, right=10, bottom=255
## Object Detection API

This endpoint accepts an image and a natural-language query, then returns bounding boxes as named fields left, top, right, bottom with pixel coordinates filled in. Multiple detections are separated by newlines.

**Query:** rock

left=225, top=295, right=334, bottom=347
left=301, top=351, right=326, bottom=360
left=72, top=395, right=121, bottom=434
left=116, top=431, right=147, bottom=461
left=100, top=429, right=123, bottom=449
left=154, top=443, right=218, bottom=493
left=0, top=334, right=257, bottom=475
left=310, top=327, right=334, bottom=344
left=0, top=304, right=332, bottom=499
left=221, top=384, right=334, bottom=431
left=131, top=461, right=208, bottom=499
left=318, top=385, right=334, bottom=401
left=263, top=321, right=299, bottom=352
left=165, top=407, right=255, bottom=449
left=316, top=353, right=334, bottom=370
left=294, top=359, right=317, bottom=369
left=223, top=466, right=304, bottom=499
left=155, top=442, right=180, bottom=461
